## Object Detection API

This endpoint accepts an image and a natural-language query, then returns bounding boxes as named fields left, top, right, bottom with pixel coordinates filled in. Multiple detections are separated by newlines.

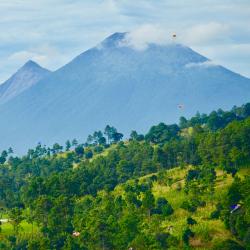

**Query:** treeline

left=179, top=102, right=250, bottom=130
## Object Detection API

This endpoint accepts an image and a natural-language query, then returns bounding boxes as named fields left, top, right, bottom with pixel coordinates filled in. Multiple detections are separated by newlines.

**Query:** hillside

left=0, top=103, right=249, bottom=249
left=1, top=166, right=248, bottom=249
left=0, top=32, right=250, bottom=153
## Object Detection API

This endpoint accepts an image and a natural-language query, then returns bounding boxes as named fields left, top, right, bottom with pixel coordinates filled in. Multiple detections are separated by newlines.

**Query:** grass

left=69, top=144, right=119, bottom=170
left=150, top=167, right=246, bottom=248
left=112, top=165, right=241, bottom=248
left=0, top=220, right=40, bottom=240
left=88, top=143, right=118, bottom=162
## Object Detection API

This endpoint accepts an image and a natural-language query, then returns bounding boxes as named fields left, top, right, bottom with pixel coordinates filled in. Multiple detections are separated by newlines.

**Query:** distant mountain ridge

left=0, top=32, right=249, bottom=154
left=0, top=60, right=51, bottom=105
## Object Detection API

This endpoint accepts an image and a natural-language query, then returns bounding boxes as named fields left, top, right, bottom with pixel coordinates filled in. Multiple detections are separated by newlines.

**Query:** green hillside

left=0, top=103, right=249, bottom=249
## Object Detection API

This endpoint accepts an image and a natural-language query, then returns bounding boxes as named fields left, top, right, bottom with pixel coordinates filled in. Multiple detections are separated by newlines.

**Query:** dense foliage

left=0, top=103, right=249, bottom=249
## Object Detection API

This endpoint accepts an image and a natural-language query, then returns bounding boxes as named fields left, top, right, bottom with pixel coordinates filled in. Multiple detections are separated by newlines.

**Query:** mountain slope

left=0, top=32, right=249, bottom=153
left=0, top=60, right=51, bottom=105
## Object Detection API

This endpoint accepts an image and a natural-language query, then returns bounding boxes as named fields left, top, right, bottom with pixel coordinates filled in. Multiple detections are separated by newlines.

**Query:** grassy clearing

left=88, top=143, right=118, bottom=162
left=150, top=167, right=245, bottom=248
left=0, top=220, right=39, bottom=239
left=113, top=165, right=240, bottom=248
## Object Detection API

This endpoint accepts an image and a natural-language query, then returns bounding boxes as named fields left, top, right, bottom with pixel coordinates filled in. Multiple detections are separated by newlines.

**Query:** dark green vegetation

left=0, top=103, right=250, bottom=249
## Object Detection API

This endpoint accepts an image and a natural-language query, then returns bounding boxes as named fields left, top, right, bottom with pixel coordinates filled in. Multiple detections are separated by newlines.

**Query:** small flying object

left=178, top=104, right=184, bottom=109
left=172, top=33, right=177, bottom=42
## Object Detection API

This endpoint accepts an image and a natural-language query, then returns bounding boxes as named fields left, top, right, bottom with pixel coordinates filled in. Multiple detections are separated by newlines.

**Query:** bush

left=93, top=146, right=103, bottom=153
left=180, top=200, right=197, bottom=212
left=187, top=217, right=197, bottom=225
left=153, top=197, right=174, bottom=216
left=75, top=145, right=84, bottom=156
left=186, top=169, right=201, bottom=182
left=155, top=232, right=170, bottom=248
left=85, top=150, right=93, bottom=159
left=150, top=175, right=158, bottom=182
left=182, top=228, right=194, bottom=245
left=210, top=210, right=220, bottom=219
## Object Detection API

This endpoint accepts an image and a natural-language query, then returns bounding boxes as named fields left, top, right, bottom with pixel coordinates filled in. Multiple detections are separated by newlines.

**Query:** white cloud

left=0, top=45, right=76, bottom=83
left=185, top=60, right=217, bottom=69
left=181, top=22, right=230, bottom=45
left=119, top=22, right=230, bottom=51
left=8, top=51, right=47, bottom=66
left=119, top=24, right=173, bottom=50
left=0, top=0, right=249, bottom=81
left=192, top=43, right=250, bottom=77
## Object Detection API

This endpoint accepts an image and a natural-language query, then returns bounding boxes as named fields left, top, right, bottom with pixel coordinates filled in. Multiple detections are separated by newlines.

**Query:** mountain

left=0, top=32, right=249, bottom=153
left=0, top=60, right=51, bottom=105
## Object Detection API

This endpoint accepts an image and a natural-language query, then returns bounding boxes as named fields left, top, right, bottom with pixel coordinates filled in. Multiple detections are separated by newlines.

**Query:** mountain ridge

left=0, top=32, right=249, bottom=153
left=0, top=60, right=51, bottom=105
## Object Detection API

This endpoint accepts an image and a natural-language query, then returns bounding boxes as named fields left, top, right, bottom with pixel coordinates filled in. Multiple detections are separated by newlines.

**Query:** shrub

left=75, top=145, right=84, bottom=156
left=153, top=197, right=174, bottom=216
left=85, top=150, right=93, bottom=159
left=210, top=210, right=220, bottom=219
left=93, top=146, right=103, bottom=153
left=187, top=217, right=197, bottom=225
left=182, top=228, right=194, bottom=245
left=180, top=200, right=197, bottom=213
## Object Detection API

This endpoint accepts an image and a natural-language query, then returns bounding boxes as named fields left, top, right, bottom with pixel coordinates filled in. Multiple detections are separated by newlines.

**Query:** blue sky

left=0, top=0, right=250, bottom=82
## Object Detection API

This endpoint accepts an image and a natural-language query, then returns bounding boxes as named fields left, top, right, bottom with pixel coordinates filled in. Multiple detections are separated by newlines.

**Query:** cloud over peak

left=119, top=25, right=173, bottom=50
left=0, top=0, right=249, bottom=82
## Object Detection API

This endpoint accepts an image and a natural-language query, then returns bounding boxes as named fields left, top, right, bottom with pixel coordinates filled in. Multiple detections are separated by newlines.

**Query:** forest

left=0, top=103, right=249, bottom=250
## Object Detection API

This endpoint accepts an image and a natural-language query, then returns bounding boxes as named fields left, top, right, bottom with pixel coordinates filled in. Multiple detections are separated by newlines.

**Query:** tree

left=72, top=139, right=78, bottom=147
left=104, top=125, right=115, bottom=144
left=0, top=150, right=8, bottom=164
left=75, top=145, right=84, bottom=157
left=155, top=197, right=174, bottom=216
left=47, top=196, right=74, bottom=236
left=145, top=123, right=180, bottom=144
left=130, top=130, right=138, bottom=140
left=117, top=160, right=134, bottom=182
left=1, top=150, right=8, bottom=158
left=65, top=140, right=71, bottom=151
left=93, top=131, right=104, bottom=145
left=182, top=228, right=194, bottom=245
left=85, top=135, right=93, bottom=146
left=8, top=207, right=23, bottom=234
left=8, top=147, right=13, bottom=154
left=142, top=190, right=155, bottom=218
left=187, top=217, right=197, bottom=225
left=113, top=132, right=123, bottom=143
left=156, top=232, right=171, bottom=249
left=229, top=147, right=243, bottom=168
left=33, top=196, right=53, bottom=234
left=98, top=136, right=107, bottom=146
left=207, top=111, right=224, bottom=131
left=130, top=131, right=144, bottom=141
left=52, top=143, right=63, bottom=154
left=117, top=212, right=140, bottom=248
left=179, top=116, right=188, bottom=129
left=0, top=156, right=6, bottom=164
left=85, top=150, right=93, bottom=159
